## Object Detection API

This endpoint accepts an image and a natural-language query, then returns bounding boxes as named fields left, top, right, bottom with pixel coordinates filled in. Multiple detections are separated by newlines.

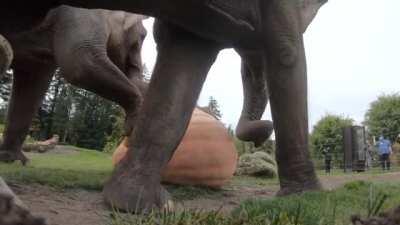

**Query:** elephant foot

left=236, top=119, right=274, bottom=147
left=276, top=179, right=322, bottom=196
left=0, top=150, right=29, bottom=166
left=103, top=162, right=173, bottom=214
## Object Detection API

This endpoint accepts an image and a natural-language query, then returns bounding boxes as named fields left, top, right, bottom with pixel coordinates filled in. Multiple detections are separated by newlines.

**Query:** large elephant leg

left=103, top=21, right=220, bottom=213
left=261, top=1, right=321, bottom=195
left=55, top=43, right=143, bottom=136
left=0, top=66, right=54, bottom=165
left=235, top=48, right=273, bottom=147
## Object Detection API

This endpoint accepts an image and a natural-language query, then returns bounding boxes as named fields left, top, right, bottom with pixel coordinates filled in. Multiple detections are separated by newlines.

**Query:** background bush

left=310, top=114, right=354, bottom=168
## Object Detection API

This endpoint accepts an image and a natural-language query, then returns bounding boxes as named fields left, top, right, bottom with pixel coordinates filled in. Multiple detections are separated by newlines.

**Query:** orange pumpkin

left=112, top=108, right=238, bottom=188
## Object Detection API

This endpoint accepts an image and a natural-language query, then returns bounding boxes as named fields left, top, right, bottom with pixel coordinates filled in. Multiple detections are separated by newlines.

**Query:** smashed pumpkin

left=112, top=108, right=238, bottom=188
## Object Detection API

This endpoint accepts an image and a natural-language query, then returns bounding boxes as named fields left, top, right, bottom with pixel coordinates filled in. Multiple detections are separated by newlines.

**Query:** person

left=377, top=135, right=392, bottom=170
left=322, top=147, right=332, bottom=173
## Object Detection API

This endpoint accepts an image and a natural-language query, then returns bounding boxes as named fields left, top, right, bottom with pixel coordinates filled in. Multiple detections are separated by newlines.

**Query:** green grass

left=0, top=148, right=236, bottom=201
left=0, top=148, right=113, bottom=190
left=0, top=147, right=399, bottom=224
left=230, top=175, right=279, bottom=187
left=166, top=175, right=279, bottom=201
left=233, top=180, right=400, bottom=225
left=166, top=184, right=225, bottom=201
left=110, top=181, right=400, bottom=225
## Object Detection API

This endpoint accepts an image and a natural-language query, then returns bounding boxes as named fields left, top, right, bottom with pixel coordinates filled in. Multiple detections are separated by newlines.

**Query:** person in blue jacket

left=377, top=135, right=392, bottom=170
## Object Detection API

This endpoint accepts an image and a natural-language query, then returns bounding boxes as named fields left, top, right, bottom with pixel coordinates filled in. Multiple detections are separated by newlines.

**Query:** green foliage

left=343, top=180, right=371, bottom=191
left=364, top=93, right=400, bottom=141
left=235, top=138, right=275, bottom=156
left=67, top=88, right=121, bottom=150
left=103, top=108, right=125, bottom=153
left=236, top=151, right=277, bottom=178
left=310, top=114, right=354, bottom=166
left=203, top=96, right=222, bottom=120
left=227, top=125, right=275, bottom=156
left=0, top=69, right=127, bottom=151
left=32, top=73, right=122, bottom=151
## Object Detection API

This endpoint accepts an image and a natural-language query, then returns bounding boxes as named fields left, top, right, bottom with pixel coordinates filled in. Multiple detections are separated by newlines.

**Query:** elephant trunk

left=235, top=49, right=273, bottom=147
left=0, top=35, right=13, bottom=78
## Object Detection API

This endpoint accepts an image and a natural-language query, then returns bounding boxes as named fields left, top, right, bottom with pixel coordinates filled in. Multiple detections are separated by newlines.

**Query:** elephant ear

left=299, top=0, right=328, bottom=33
left=0, top=35, right=13, bottom=78
left=124, top=14, right=149, bottom=31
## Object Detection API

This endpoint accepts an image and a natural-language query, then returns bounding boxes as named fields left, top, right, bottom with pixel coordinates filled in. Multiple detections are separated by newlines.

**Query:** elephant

left=0, top=5, right=273, bottom=163
left=235, top=48, right=273, bottom=147
left=0, top=6, right=147, bottom=165
left=0, top=0, right=328, bottom=212
left=0, top=35, right=13, bottom=77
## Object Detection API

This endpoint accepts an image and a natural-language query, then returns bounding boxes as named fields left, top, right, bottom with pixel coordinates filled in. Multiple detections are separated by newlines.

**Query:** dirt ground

left=12, top=181, right=276, bottom=225
left=9, top=171, right=400, bottom=225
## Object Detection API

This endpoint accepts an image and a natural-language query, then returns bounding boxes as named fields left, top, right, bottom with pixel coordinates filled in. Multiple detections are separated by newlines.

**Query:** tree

left=364, top=93, right=400, bottom=142
left=200, top=96, right=222, bottom=120
left=0, top=70, right=12, bottom=102
left=310, top=114, right=354, bottom=165
left=103, top=107, right=125, bottom=153
left=0, top=70, right=13, bottom=123
left=67, top=87, right=121, bottom=150
left=32, top=74, right=121, bottom=151
left=142, top=63, right=151, bottom=82
left=35, top=70, right=66, bottom=139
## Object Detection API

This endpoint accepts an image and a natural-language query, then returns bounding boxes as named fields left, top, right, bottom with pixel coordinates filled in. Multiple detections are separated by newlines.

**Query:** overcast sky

left=141, top=0, right=400, bottom=132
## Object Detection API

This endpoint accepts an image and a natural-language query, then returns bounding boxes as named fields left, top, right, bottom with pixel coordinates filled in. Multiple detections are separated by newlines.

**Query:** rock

left=236, top=151, right=277, bottom=178
left=113, top=108, right=238, bottom=188
left=35, top=135, right=59, bottom=146
left=22, top=135, right=59, bottom=153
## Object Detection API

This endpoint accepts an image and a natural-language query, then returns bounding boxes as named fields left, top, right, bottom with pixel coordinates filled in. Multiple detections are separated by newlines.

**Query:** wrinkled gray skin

left=0, top=35, right=13, bottom=77
left=0, top=6, right=147, bottom=165
left=104, top=0, right=327, bottom=212
left=235, top=48, right=273, bottom=147
left=0, top=6, right=270, bottom=165
left=0, top=0, right=327, bottom=213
